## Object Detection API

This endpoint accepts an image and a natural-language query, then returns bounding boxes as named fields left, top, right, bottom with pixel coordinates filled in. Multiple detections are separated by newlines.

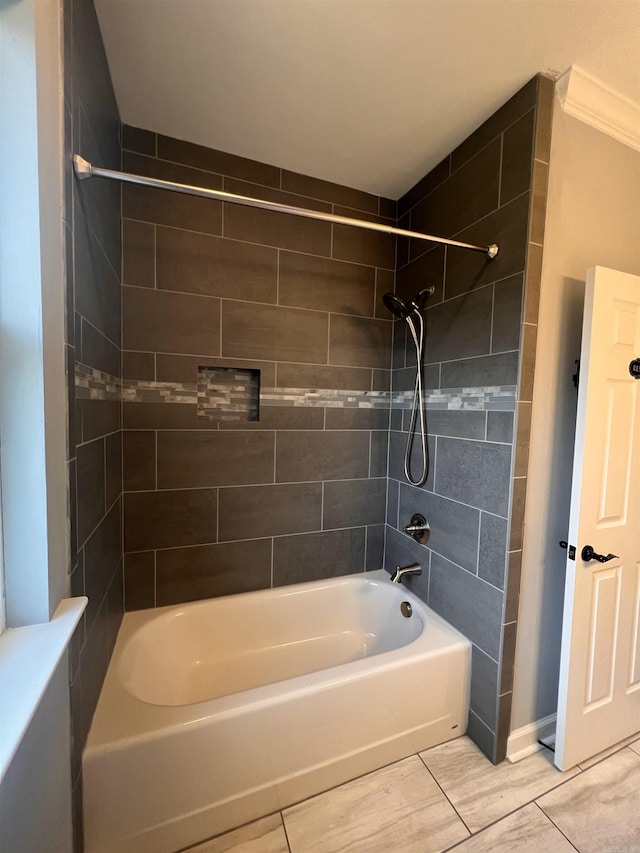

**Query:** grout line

left=320, top=481, right=325, bottom=531
left=152, top=550, right=157, bottom=607
left=475, top=512, right=483, bottom=577
left=417, top=753, right=472, bottom=836
left=497, top=132, right=504, bottom=207
left=269, top=538, right=274, bottom=589
left=533, top=802, right=581, bottom=852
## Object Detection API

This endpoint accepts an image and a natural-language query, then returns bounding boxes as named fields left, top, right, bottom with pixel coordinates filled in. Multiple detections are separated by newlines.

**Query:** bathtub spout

left=390, top=563, right=422, bottom=584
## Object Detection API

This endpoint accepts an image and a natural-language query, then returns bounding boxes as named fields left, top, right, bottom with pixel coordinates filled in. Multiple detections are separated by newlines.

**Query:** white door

left=555, top=266, right=640, bottom=771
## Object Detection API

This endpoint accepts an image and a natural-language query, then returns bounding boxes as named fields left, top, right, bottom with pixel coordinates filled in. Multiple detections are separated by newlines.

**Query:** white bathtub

left=83, top=569, right=471, bottom=853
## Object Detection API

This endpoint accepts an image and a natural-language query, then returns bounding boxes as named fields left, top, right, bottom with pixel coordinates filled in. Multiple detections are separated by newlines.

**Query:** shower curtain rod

left=73, top=155, right=499, bottom=259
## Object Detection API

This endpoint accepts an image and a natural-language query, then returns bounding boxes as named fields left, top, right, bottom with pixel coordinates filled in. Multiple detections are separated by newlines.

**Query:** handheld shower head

left=382, top=292, right=412, bottom=320
left=383, top=286, right=435, bottom=320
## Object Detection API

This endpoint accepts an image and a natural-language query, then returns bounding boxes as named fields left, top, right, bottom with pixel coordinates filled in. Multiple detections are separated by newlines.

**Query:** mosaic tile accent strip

left=75, top=366, right=516, bottom=413
left=197, top=366, right=260, bottom=421
left=75, top=364, right=121, bottom=401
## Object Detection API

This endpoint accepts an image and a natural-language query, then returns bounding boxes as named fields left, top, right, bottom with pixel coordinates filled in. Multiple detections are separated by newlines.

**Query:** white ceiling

left=95, top=0, right=640, bottom=199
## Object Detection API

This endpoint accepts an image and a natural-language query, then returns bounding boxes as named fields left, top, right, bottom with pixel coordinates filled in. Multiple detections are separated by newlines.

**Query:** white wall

left=511, top=103, right=640, bottom=731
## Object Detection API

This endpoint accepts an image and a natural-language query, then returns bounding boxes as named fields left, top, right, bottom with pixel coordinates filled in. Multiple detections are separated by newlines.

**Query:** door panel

left=555, top=266, right=640, bottom=770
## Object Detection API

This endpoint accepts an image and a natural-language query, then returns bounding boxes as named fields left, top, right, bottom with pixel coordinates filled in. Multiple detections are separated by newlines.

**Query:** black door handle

left=581, top=545, right=618, bottom=563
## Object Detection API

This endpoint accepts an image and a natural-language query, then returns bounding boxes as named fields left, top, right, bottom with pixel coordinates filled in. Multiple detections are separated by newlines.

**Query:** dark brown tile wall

left=387, top=75, right=553, bottom=764
left=121, top=126, right=395, bottom=608
left=63, top=0, right=123, bottom=847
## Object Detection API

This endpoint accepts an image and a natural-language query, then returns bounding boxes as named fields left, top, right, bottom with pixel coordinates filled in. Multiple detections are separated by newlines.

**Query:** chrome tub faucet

left=390, top=563, right=422, bottom=584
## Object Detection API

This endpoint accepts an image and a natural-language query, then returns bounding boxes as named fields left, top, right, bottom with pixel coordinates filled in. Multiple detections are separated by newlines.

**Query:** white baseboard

left=507, top=714, right=557, bottom=763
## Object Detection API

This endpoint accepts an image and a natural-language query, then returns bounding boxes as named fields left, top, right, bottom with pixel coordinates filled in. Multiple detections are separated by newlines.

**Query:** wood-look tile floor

left=184, top=734, right=640, bottom=853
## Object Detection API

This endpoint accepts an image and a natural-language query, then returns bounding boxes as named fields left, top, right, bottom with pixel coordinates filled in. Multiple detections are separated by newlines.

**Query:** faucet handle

left=403, top=514, right=430, bottom=543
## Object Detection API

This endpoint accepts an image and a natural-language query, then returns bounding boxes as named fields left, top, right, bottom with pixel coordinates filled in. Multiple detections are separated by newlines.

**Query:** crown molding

left=556, top=65, right=640, bottom=152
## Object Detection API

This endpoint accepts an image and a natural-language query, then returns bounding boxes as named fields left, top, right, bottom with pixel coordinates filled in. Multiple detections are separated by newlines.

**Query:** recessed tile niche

left=197, top=365, right=261, bottom=422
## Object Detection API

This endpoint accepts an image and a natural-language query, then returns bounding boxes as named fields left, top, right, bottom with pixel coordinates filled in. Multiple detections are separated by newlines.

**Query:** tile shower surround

left=385, top=74, right=553, bottom=763
left=119, top=125, right=398, bottom=610
left=63, top=0, right=123, bottom=847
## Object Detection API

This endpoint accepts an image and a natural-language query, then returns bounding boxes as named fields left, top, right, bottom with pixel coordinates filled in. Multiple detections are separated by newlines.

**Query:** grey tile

left=83, top=500, right=121, bottom=633
left=123, top=431, right=156, bottom=491
left=80, top=318, right=120, bottom=377
left=224, top=202, right=331, bottom=255
left=276, top=431, right=369, bottom=483
left=435, top=437, right=512, bottom=516
left=369, top=430, right=389, bottom=478
left=504, top=550, right=522, bottom=623
left=123, top=286, right=220, bottom=356
left=386, top=478, right=399, bottom=526
left=222, top=301, right=328, bottom=364
left=324, top=408, right=390, bottom=431
left=467, top=710, right=496, bottom=761
left=388, top=430, right=434, bottom=490
left=478, top=513, right=508, bottom=589
left=399, top=484, right=480, bottom=573
left=365, top=524, right=385, bottom=571
left=372, top=369, right=391, bottom=391
left=123, top=402, right=214, bottom=430
left=444, top=193, right=529, bottom=301
left=392, top=321, right=406, bottom=369
left=426, top=410, right=486, bottom=440
left=122, top=219, right=155, bottom=288
left=122, top=124, right=156, bottom=156
left=78, top=399, right=121, bottom=443
left=332, top=224, right=395, bottom=270
left=219, top=407, right=324, bottom=431
left=499, top=622, right=518, bottom=694
left=157, top=134, right=279, bottom=188
left=396, top=246, right=445, bottom=309
left=279, top=251, right=375, bottom=317
left=412, top=139, right=500, bottom=244
left=273, top=528, right=365, bottom=586
left=157, top=353, right=276, bottom=388
left=281, top=170, right=378, bottom=213
left=492, top=275, right=523, bottom=353
left=124, top=551, right=155, bottom=611
left=441, top=351, right=519, bottom=388
left=123, top=150, right=224, bottom=190
left=225, top=177, right=332, bottom=214
left=425, top=286, right=493, bottom=364
left=105, top=431, right=121, bottom=508
left=77, top=438, right=105, bottom=546
left=383, top=526, right=430, bottom=602
left=283, top=754, right=468, bottom=853
left=157, top=431, right=274, bottom=489
left=74, top=207, right=121, bottom=347
left=276, top=363, right=372, bottom=392
left=451, top=77, right=537, bottom=171
left=429, top=552, right=503, bottom=659
left=398, top=156, right=450, bottom=217
left=123, top=182, right=222, bottom=236
left=329, top=314, right=393, bottom=370
left=218, top=482, right=322, bottom=541
left=379, top=197, right=397, bottom=219
left=537, top=748, right=640, bottom=853
left=323, top=478, right=386, bottom=530
left=123, top=351, right=155, bottom=381
left=500, top=110, right=535, bottom=206
left=486, top=411, right=514, bottom=443
left=374, top=269, right=395, bottom=320
left=156, top=539, right=272, bottom=605
left=156, top=227, right=278, bottom=303
left=471, top=645, right=499, bottom=731
left=124, top=488, right=217, bottom=551
left=451, top=802, right=576, bottom=853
